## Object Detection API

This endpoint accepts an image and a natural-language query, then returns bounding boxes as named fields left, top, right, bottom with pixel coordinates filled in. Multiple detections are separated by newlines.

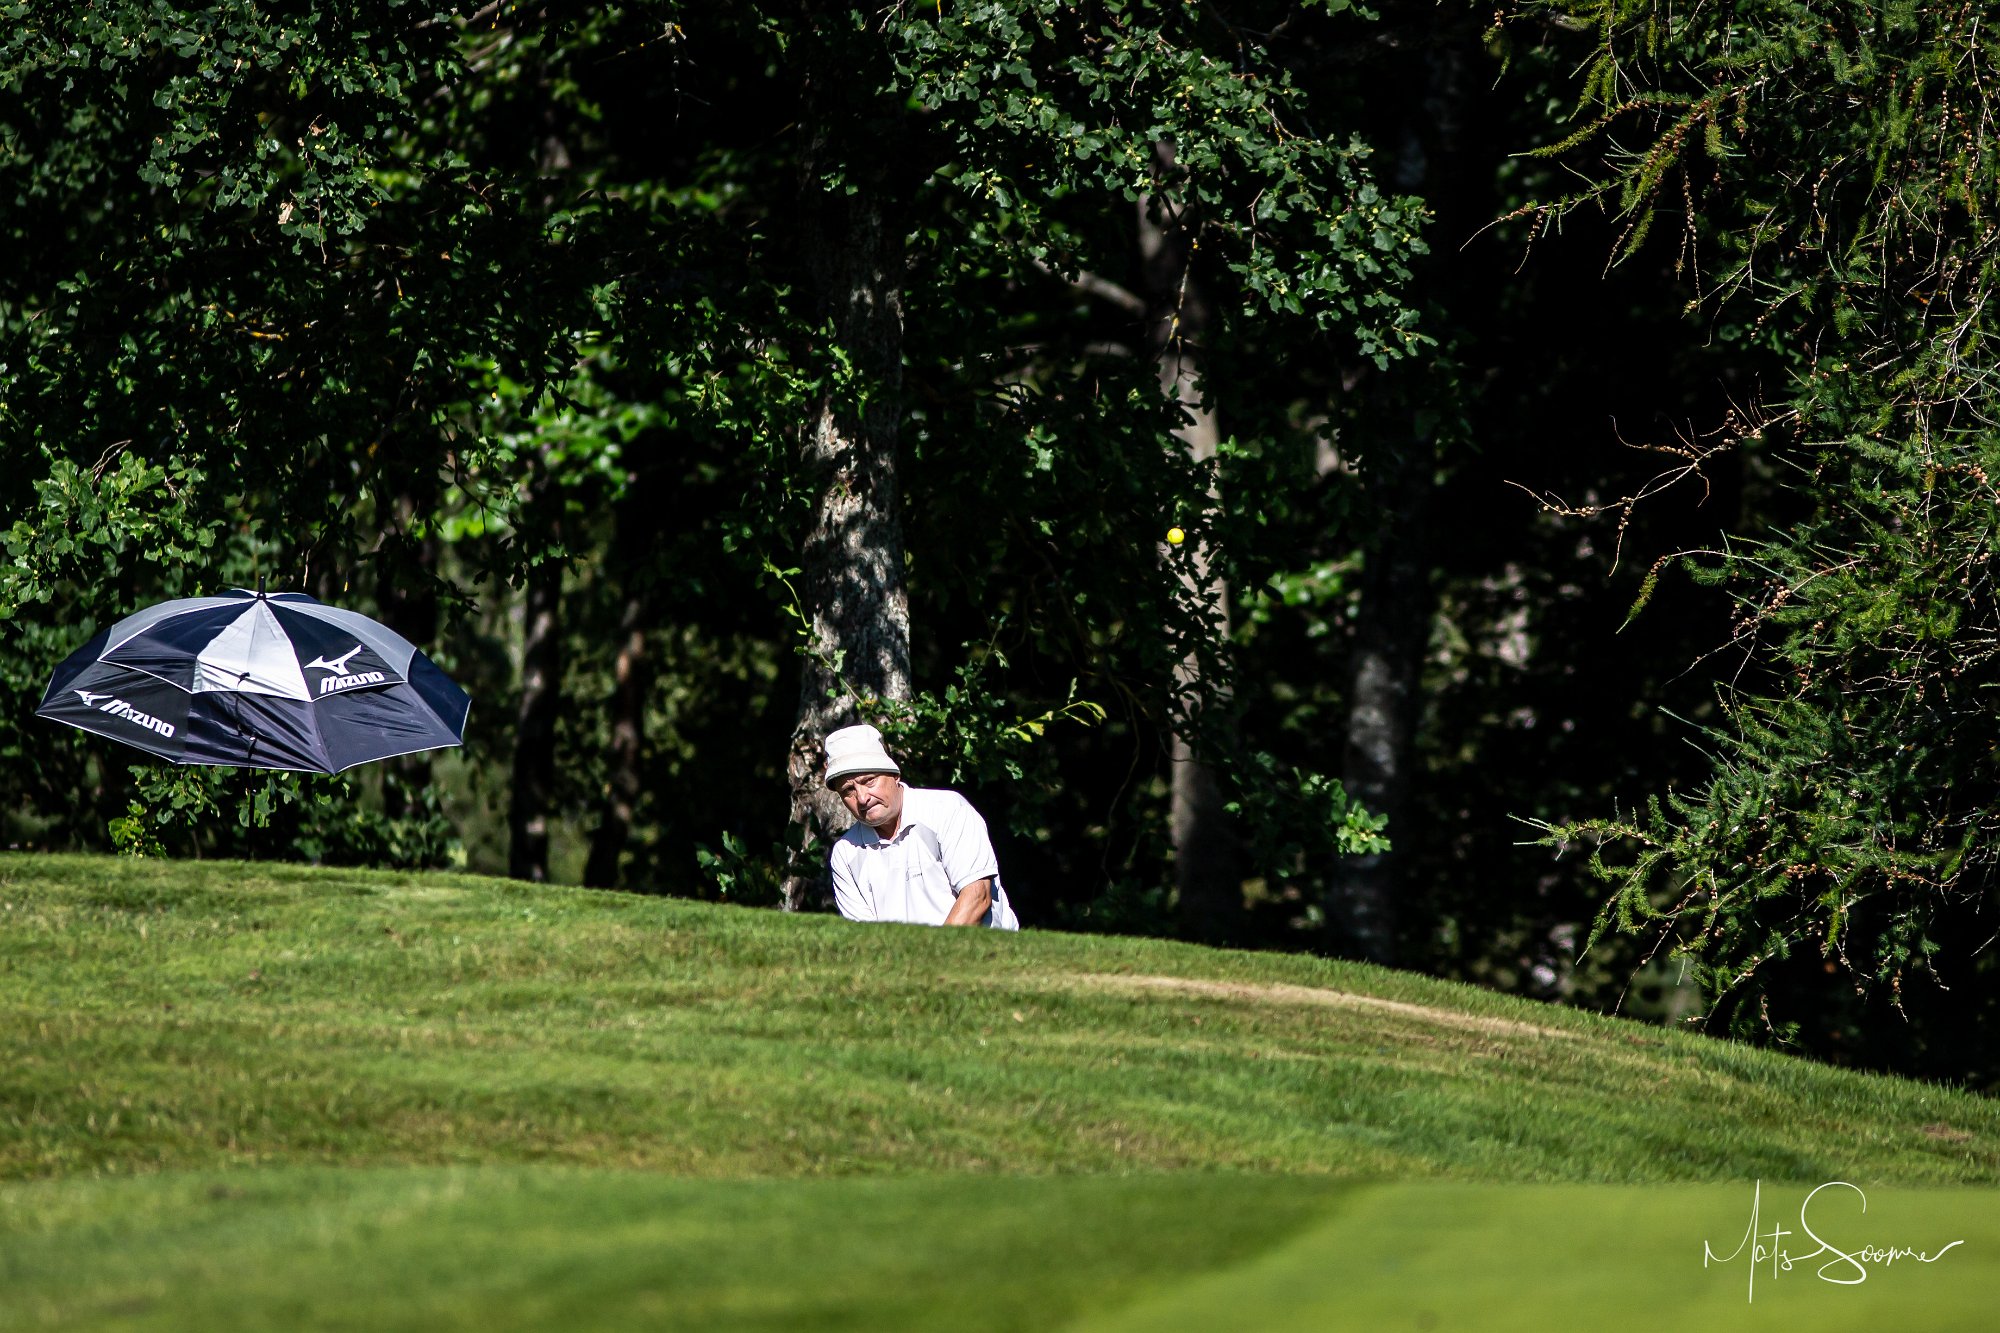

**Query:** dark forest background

left=7, top=2, right=1994, bottom=1090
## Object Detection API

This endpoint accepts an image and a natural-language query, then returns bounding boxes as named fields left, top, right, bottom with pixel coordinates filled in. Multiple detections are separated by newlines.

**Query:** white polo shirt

left=829, top=785, right=1020, bottom=929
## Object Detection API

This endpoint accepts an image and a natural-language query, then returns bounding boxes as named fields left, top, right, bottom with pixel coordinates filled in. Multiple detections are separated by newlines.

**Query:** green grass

left=3, top=852, right=1997, bottom=1329
left=0, top=1169, right=1343, bottom=1332
left=1074, top=1180, right=2000, bottom=1333
left=4, top=853, right=1993, bottom=1184
left=2, top=1171, right=1993, bottom=1331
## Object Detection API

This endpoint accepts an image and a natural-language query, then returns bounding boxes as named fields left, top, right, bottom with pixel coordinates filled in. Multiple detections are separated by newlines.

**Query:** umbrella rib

left=95, top=662, right=203, bottom=696
left=331, top=735, right=468, bottom=773
left=97, top=597, right=243, bottom=656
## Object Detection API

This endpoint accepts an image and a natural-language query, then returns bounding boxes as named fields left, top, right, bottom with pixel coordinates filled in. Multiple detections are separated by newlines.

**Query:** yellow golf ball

left=1166, top=527, right=1186, bottom=546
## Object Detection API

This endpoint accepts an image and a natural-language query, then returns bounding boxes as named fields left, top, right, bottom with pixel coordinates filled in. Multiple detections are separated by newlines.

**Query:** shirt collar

left=850, top=818, right=910, bottom=848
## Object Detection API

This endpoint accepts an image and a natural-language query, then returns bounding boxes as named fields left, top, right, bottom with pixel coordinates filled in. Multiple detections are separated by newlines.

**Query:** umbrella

left=37, top=587, right=470, bottom=774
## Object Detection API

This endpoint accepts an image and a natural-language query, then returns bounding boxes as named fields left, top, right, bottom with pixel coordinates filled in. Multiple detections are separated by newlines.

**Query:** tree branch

left=1032, top=258, right=1147, bottom=317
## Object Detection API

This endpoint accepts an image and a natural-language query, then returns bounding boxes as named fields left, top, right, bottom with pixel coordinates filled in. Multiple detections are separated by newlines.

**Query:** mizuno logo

left=304, top=645, right=365, bottom=675
left=318, top=670, right=387, bottom=696
left=75, top=692, right=175, bottom=738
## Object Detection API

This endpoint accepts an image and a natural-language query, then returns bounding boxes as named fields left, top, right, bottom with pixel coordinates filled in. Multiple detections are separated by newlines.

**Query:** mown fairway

left=3, top=853, right=1997, bottom=1329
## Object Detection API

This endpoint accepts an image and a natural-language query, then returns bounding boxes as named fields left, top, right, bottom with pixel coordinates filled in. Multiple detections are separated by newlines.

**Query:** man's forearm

left=943, top=877, right=992, bottom=926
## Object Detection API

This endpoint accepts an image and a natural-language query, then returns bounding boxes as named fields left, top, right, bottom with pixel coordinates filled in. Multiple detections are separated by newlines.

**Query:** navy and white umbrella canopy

left=38, top=589, right=470, bottom=774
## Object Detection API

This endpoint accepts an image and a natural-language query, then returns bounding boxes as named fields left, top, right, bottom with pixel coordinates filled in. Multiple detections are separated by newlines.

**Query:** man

left=823, top=723, right=1020, bottom=929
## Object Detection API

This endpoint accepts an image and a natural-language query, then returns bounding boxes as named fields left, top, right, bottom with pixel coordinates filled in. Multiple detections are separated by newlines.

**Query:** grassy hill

left=3, top=853, right=1997, bottom=1330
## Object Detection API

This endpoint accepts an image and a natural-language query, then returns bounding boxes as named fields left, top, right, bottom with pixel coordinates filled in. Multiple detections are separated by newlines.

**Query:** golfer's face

left=837, top=772, right=902, bottom=828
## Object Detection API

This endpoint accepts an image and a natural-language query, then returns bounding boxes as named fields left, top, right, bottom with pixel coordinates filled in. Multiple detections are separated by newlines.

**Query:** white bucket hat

left=823, top=723, right=901, bottom=788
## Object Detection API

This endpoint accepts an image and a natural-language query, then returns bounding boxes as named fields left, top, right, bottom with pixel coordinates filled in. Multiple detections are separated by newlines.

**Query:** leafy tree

left=0, top=0, right=623, bottom=853
left=1515, top=0, right=2000, bottom=1085
left=646, top=2, right=1433, bottom=915
left=2, top=2, right=1423, bottom=919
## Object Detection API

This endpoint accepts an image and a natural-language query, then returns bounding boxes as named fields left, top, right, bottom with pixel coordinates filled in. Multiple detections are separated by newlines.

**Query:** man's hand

left=943, top=877, right=993, bottom=927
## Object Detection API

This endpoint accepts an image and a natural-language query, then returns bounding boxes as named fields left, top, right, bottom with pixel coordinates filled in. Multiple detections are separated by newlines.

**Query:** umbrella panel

left=264, top=605, right=405, bottom=692
left=315, top=683, right=468, bottom=772
left=99, top=605, right=250, bottom=692
left=179, top=690, right=341, bottom=772
left=36, top=664, right=194, bottom=766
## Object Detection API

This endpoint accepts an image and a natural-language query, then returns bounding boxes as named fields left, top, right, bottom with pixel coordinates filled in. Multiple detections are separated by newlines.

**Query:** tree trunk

left=1323, top=43, right=1463, bottom=964
left=1327, top=421, right=1434, bottom=964
left=583, top=466, right=660, bottom=890
left=781, top=81, right=912, bottom=912
left=583, top=602, right=647, bottom=889
left=1139, top=152, right=1239, bottom=941
left=509, top=518, right=565, bottom=884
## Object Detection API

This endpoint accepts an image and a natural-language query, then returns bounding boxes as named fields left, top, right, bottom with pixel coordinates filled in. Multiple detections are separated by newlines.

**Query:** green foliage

left=0, top=0, right=621, bottom=862
left=692, top=830, right=787, bottom=907
left=0, top=453, right=214, bottom=617
left=7, top=3, right=1420, bottom=930
left=0, top=0, right=590, bottom=611
left=1517, top=0, right=2000, bottom=1084
left=1231, top=754, right=1390, bottom=862
left=873, top=648, right=1109, bottom=785
left=741, top=557, right=1111, bottom=887
left=891, top=0, right=1429, bottom=361
left=653, top=3, right=1436, bottom=912
left=107, top=768, right=220, bottom=859
left=107, top=763, right=459, bottom=869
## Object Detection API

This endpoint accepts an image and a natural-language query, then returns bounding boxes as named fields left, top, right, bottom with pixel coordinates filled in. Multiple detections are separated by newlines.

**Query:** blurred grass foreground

left=2, top=854, right=1996, bottom=1330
